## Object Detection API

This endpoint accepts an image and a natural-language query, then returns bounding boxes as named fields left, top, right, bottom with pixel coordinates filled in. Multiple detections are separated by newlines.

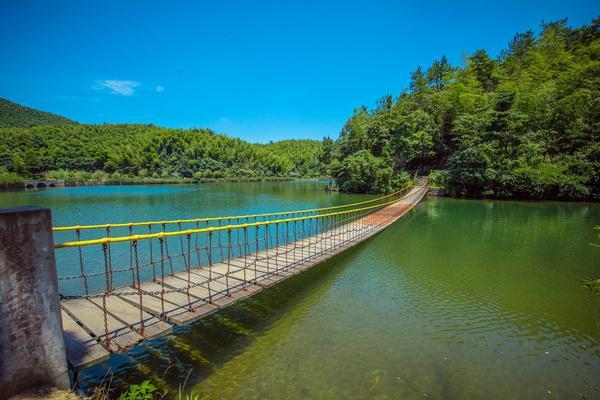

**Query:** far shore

left=0, top=176, right=331, bottom=192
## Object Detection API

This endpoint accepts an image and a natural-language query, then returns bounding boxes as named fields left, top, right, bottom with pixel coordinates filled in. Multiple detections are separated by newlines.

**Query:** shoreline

left=0, top=176, right=330, bottom=192
left=2, top=180, right=596, bottom=203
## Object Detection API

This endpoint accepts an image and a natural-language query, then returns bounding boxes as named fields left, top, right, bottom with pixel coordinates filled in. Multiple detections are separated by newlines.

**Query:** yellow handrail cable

left=52, top=180, right=415, bottom=232
left=54, top=184, right=426, bottom=248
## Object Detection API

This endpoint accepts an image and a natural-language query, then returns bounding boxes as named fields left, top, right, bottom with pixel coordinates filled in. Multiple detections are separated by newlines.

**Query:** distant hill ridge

left=0, top=98, right=329, bottom=183
left=0, top=98, right=76, bottom=128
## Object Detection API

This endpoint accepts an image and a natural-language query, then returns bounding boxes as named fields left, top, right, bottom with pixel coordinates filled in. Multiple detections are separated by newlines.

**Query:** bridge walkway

left=58, top=182, right=429, bottom=369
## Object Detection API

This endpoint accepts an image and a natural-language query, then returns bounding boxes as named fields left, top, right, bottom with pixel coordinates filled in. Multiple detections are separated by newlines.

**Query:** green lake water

left=1, top=182, right=599, bottom=399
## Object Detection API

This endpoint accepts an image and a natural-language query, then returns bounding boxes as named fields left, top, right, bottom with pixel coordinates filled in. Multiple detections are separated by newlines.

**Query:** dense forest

left=327, top=17, right=599, bottom=199
left=261, top=139, right=326, bottom=177
left=0, top=97, right=76, bottom=128
left=0, top=121, right=328, bottom=185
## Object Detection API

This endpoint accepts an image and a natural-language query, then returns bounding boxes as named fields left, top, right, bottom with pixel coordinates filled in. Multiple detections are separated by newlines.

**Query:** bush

left=117, top=380, right=157, bottom=400
left=0, top=168, right=24, bottom=187
left=428, top=170, right=448, bottom=189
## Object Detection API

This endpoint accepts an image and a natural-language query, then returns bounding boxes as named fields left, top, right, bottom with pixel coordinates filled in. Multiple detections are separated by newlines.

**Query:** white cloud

left=94, top=80, right=140, bottom=96
left=156, top=85, right=165, bottom=93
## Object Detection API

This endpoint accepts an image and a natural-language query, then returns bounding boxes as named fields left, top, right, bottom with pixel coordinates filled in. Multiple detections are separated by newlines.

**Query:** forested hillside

left=262, top=140, right=326, bottom=177
left=0, top=98, right=76, bottom=128
left=0, top=124, right=328, bottom=183
left=330, top=17, right=599, bottom=199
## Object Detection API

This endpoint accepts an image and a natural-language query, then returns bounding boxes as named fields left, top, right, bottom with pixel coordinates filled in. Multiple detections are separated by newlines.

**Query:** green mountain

left=0, top=98, right=76, bottom=128
left=0, top=99, right=328, bottom=183
left=0, top=123, right=328, bottom=182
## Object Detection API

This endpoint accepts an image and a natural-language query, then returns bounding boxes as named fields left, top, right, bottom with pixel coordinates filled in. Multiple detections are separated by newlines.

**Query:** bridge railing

left=54, top=185, right=415, bottom=290
left=51, top=181, right=416, bottom=241
left=52, top=182, right=416, bottom=291
left=53, top=181, right=426, bottom=349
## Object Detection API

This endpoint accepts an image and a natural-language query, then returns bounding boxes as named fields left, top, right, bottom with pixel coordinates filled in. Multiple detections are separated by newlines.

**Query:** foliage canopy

left=329, top=17, right=599, bottom=199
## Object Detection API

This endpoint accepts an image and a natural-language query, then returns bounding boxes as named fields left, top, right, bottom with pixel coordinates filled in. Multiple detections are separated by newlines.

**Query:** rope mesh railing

left=52, top=181, right=416, bottom=235
left=55, top=179, right=427, bottom=351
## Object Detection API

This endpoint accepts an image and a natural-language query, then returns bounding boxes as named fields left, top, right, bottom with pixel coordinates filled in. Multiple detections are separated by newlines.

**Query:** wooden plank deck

left=61, top=299, right=144, bottom=352
left=61, top=310, right=110, bottom=370
left=60, top=183, right=428, bottom=369
left=88, top=296, right=172, bottom=339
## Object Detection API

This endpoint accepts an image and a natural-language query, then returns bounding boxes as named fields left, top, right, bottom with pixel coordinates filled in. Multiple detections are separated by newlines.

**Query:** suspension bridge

left=47, top=179, right=429, bottom=370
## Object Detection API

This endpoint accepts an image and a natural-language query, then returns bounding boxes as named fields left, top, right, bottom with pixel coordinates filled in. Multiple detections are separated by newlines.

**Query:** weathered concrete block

left=0, top=206, right=69, bottom=399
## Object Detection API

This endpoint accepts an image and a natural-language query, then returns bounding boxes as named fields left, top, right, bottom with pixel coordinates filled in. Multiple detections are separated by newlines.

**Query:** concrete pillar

left=0, top=206, right=69, bottom=400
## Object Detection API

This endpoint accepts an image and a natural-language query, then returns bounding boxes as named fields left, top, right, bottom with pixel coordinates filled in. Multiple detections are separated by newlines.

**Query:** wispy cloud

left=156, top=85, right=165, bottom=93
left=94, top=80, right=140, bottom=96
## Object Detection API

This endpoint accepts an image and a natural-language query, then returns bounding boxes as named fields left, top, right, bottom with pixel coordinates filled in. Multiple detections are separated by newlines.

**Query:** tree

left=11, top=153, right=25, bottom=175
left=23, top=149, right=41, bottom=176
left=501, top=30, right=536, bottom=60
left=410, top=66, right=428, bottom=93
left=318, top=137, right=335, bottom=165
left=469, top=49, right=497, bottom=91
left=426, top=55, right=452, bottom=91
left=338, top=107, right=372, bottom=158
left=334, top=150, right=407, bottom=193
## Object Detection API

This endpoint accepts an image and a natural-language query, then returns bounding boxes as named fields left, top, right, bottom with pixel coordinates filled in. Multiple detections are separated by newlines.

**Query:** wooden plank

left=167, top=267, right=243, bottom=308
left=239, top=257, right=296, bottom=276
left=230, top=247, right=302, bottom=281
left=206, top=258, right=276, bottom=287
left=115, top=285, right=217, bottom=326
left=163, top=271, right=237, bottom=308
left=162, top=274, right=213, bottom=300
left=279, top=244, right=315, bottom=258
left=61, top=310, right=109, bottom=370
left=229, top=258, right=294, bottom=282
left=274, top=247, right=312, bottom=262
left=186, top=269, right=263, bottom=300
left=267, top=263, right=296, bottom=276
left=62, top=299, right=143, bottom=352
left=140, top=281, right=205, bottom=308
left=248, top=258, right=280, bottom=275
left=184, top=270, right=245, bottom=306
left=89, top=296, right=172, bottom=339
left=263, top=250, right=306, bottom=266
left=221, top=259, right=262, bottom=282
left=207, top=261, right=270, bottom=285
left=184, top=261, right=265, bottom=295
left=188, top=268, right=242, bottom=291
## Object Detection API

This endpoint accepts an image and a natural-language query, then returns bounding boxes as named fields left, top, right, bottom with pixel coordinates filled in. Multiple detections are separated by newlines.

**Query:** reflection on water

left=2, top=186, right=599, bottom=399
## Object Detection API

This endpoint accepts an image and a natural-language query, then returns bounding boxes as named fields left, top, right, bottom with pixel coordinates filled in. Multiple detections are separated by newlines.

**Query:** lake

left=1, top=182, right=599, bottom=399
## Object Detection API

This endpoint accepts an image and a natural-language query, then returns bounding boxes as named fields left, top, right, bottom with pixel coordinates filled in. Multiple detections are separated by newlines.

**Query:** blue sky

left=0, top=1, right=598, bottom=142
